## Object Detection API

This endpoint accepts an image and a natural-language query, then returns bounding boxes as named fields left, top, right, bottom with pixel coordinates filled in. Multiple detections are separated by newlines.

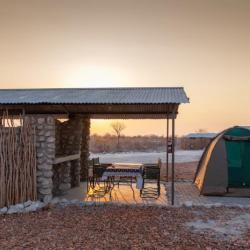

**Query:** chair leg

left=87, top=177, right=94, bottom=192
left=140, top=178, right=144, bottom=197
left=158, top=180, right=160, bottom=195
left=140, top=178, right=161, bottom=199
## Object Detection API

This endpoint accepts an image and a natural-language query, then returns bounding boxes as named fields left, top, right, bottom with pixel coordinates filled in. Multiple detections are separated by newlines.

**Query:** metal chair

left=140, top=163, right=161, bottom=199
left=87, top=157, right=100, bottom=191
left=87, top=163, right=111, bottom=197
left=87, top=159, right=94, bottom=192
left=92, top=157, right=100, bottom=165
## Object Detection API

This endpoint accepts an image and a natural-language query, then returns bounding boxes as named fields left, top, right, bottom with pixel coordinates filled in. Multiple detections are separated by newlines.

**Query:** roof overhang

left=0, top=103, right=180, bottom=119
left=0, top=87, right=189, bottom=119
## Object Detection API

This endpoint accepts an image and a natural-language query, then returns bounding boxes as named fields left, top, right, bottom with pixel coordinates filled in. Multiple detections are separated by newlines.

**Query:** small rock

left=204, top=204, right=213, bottom=208
left=0, top=207, right=7, bottom=214
left=37, top=136, right=45, bottom=142
left=7, top=204, right=24, bottom=214
left=59, top=183, right=71, bottom=191
left=43, top=171, right=53, bottom=178
left=37, top=164, right=52, bottom=171
left=44, top=131, right=53, bottom=136
left=43, top=194, right=53, bottom=203
left=24, top=201, right=45, bottom=213
left=183, top=201, right=193, bottom=207
left=37, top=117, right=45, bottom=124
left=70, top=199, right=80, bottom=204
left=39, top=188, right=52, bottom=195
left=50, top=197, right=60, bottom=205
left=24, top=200, right=33, bottom=207
left=212, top=203, right=222, bottom=208
left=60, top=198, right=68, bottom=203
left=46, top=137, right=55, bottom=143
left=85, top=201, right=95, bottom=206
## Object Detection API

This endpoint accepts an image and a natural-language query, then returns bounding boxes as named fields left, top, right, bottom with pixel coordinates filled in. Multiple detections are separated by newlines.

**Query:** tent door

left=242, top=142, right=250, bottom=186
left=226, top=141, right=245, bottom=187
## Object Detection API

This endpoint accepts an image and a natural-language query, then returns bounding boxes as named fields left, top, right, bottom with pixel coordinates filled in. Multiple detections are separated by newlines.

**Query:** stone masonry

left=30, top=115, right=56, bottom=203
left=52, top=162, right=72, bottom=196
left=52, top=115, right=90, bottom=195
left=80, top=118, right=90, bottom=180
left=30, top=114, right=90, bottom=200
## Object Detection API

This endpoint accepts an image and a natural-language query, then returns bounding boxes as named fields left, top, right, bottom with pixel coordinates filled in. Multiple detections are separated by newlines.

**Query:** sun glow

left=66, top=65, right=126, bottom=88
left=90, top=119, right=168, bottom=137
left=91, top=119, right=116, bottom=135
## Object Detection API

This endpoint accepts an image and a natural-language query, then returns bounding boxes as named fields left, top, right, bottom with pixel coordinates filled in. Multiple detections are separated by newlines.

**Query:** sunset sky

left=0, top=0, right=250, bottom=136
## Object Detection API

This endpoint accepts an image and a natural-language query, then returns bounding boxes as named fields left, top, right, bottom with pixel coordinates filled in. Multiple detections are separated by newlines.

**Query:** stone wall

left=60, top=116, right=83, bottom=156
left=30, top=115, right=90, bottom=200
left=52, top=162, right=71, bottom=196
left=52, top=115, right=90, bottom=195
left=30, top=115, right=56, bottom=203
left=55, top=119, right=62, bottom=155
left=80, top=118, right=90, bottom=180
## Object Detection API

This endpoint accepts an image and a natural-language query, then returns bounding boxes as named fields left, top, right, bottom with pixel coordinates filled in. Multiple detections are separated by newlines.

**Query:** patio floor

left=60, top=181, right=250, bottom=207
left=61, top=181, right=168, bottom=206
left=166, top=181, right=250, bottom=206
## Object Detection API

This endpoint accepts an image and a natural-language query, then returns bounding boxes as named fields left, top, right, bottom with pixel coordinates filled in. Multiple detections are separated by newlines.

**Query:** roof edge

left=0, top=87, right=186, bottom=91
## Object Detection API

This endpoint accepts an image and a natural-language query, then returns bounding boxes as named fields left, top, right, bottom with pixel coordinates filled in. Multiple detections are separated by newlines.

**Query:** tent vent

left=223, top=135, right=250, bottom=141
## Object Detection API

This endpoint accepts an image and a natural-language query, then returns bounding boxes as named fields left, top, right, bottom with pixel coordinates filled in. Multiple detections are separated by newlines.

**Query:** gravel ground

left=0, top=205, right=250, bottom=249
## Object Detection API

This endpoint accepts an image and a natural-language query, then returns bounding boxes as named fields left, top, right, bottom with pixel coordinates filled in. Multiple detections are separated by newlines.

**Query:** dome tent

left=194, top=126, right=250, bottom=195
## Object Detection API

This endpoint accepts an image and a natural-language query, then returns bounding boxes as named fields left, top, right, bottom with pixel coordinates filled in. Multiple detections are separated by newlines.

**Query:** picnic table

left=101, top=163, right=144, bottom=189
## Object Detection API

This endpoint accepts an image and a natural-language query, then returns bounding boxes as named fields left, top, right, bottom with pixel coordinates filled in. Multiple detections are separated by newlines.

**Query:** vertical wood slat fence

left=0, top=113, right=37, bottom=207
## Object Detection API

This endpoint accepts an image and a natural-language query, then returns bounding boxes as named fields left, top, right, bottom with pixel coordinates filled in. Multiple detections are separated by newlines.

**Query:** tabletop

left=105, top=163, right=144, bottom=173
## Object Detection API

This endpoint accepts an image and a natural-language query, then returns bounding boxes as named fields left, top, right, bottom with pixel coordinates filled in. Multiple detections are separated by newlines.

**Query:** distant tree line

left=89, top=121, right=187, bottom=153
left=89, top=134, right=181, bottom=153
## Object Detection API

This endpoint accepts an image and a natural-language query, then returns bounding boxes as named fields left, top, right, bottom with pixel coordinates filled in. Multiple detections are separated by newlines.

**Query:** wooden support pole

left=166, top=117, right=169, bottom=182
left=171, top=116, right=175, bottom=205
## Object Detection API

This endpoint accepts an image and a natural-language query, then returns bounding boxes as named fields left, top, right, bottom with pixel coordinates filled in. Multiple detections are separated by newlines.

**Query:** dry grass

left=161, top=161, right=198, bottom=181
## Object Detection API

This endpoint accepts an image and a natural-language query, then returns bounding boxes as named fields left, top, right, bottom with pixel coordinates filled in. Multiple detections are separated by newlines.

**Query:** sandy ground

left=91, top=150, right=203, bottom=164
left=160, top=161, right=198, bottom=181
left=0, top=205, right=249, bottom=249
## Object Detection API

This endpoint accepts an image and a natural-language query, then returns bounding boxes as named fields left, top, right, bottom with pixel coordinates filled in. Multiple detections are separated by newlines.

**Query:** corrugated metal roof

left=186, top=133, right=217, bottom=139
left=0, top=87, right=189, bottom=105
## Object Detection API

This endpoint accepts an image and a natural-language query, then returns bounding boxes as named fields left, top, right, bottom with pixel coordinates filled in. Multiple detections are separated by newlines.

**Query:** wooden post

left=171, top=115, right=175, bottom=205
left=166, top=117, right=169, bottom=182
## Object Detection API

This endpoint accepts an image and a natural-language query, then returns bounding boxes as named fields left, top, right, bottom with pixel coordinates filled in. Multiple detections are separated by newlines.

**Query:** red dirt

left=0, top=205, right=249, bottom=249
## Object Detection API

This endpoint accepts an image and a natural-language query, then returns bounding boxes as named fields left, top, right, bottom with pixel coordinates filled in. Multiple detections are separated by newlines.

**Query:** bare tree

left=111, top=121, right=126, bottom=151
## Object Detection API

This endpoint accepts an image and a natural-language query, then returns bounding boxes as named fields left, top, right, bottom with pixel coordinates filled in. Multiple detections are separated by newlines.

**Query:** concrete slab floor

left=60, top=181, right=250, bottom=207
left=166, top=182, right=250, bottom=206
left=61, top=181, right=168, bottom=206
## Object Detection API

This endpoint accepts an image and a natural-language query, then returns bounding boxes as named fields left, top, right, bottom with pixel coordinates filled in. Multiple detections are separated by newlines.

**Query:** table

left=101, top=163, right=144, bottom=189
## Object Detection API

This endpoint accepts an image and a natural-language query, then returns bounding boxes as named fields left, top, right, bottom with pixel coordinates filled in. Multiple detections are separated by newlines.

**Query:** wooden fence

left=0, top=113, right=37, bottom=207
